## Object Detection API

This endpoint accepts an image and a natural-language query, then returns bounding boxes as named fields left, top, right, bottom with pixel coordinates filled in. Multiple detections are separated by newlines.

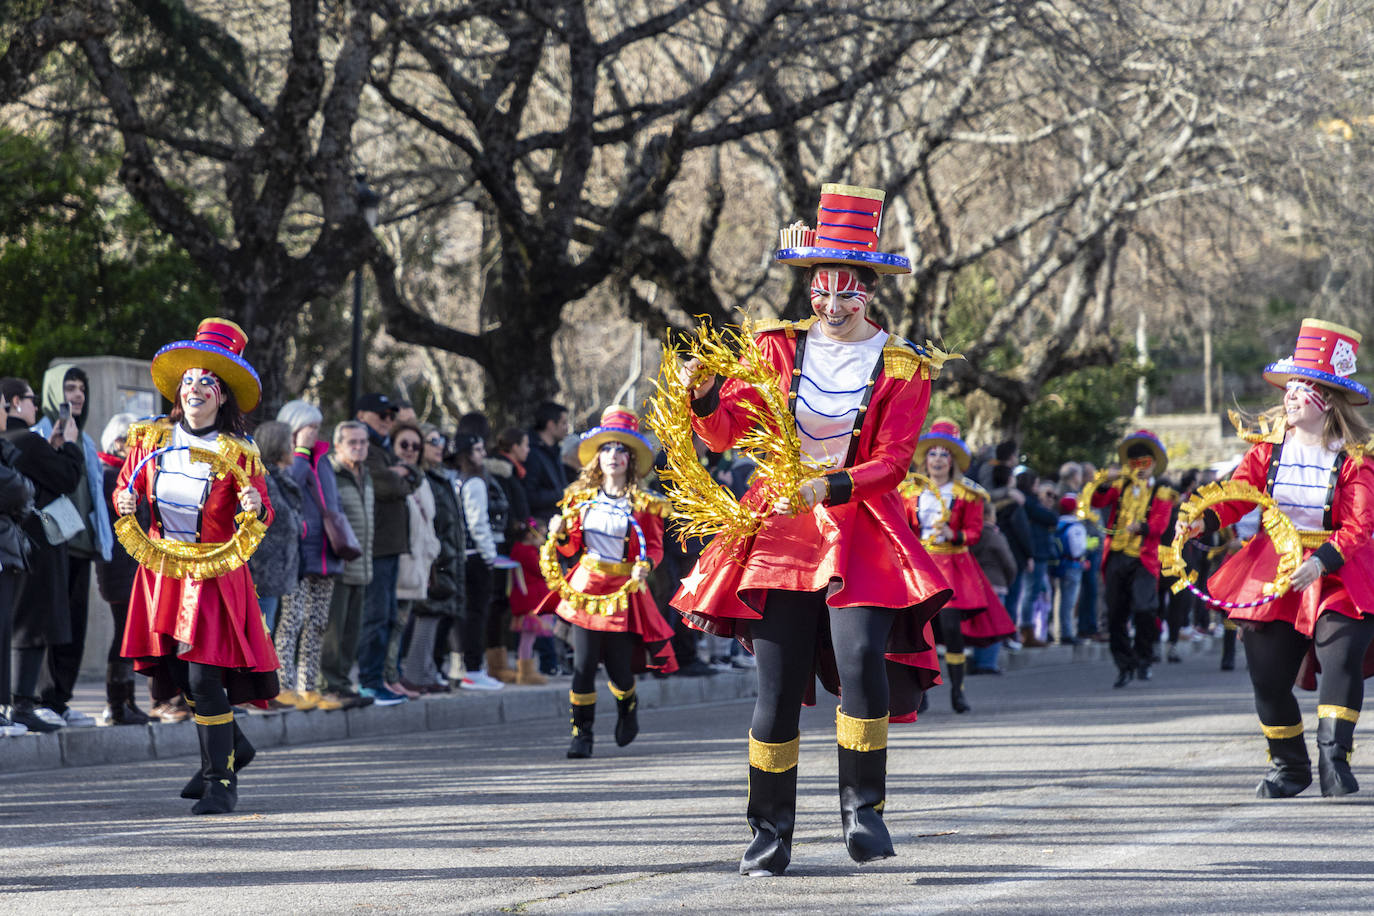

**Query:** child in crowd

left=508, top=518, right=553, bottom=685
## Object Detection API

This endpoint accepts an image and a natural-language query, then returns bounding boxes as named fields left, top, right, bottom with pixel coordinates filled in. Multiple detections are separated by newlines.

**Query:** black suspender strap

left=1264, top=440, right=1283, bottom=495
left=841, top=356, right=884, bottom=468
left=1323, top=451, right=1346, bottom=531
left=787, top=330, right=807, bottom=416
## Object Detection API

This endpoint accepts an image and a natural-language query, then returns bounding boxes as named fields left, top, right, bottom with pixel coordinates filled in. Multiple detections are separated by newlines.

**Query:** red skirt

left=930, top=548, right=1017, bottom=647
left=671, top=488, right=951, bottom=722
left=537, top=562, right=679, bottom=673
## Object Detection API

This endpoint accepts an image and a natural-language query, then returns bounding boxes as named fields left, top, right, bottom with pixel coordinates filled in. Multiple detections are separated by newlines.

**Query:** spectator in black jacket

left=1017, top=469, right=1060, bottom=647
left=0, top=434, right=33, bottom=736
left=525, top=401, right=570, bottom=525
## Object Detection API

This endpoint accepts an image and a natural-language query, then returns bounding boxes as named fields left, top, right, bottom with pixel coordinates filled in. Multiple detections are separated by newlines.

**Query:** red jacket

left=1091, top=477, right=1175, bottom=578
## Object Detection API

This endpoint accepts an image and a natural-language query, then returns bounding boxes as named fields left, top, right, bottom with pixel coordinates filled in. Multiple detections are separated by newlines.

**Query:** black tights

left=569, top=625, right=635, bottom=696
left=750, top=588, right=896, bottom=744
left=169, top=659, right=231, bottom=718
left=1243, top=614, right=1374, bottom=726
left=938, top=606, right=966, bottom=655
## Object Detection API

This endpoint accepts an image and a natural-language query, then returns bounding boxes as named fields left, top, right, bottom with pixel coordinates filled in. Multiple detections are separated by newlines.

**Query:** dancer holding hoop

left=903, top=419, right=1016, bottom=714
left=114, top=318, right=277, bottom=815
left=669, top=183, right=952, bottom=876
left=539, top=405, right=676, bottom=759
left=1176, top=319, right=1374, bottom=798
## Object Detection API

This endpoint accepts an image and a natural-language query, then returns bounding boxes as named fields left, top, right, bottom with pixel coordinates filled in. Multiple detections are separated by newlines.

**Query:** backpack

left=1054, top=518, right=1082, bottom=576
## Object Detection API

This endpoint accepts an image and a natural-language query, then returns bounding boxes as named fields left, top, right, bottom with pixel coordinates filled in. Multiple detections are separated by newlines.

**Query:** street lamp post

left=350, top=172, right=381, bottom=413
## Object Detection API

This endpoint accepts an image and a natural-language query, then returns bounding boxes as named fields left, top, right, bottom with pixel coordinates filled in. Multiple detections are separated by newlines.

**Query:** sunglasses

left=396, top=440, right=421, bottom=452
left=426, top=437, right=445, bottom=447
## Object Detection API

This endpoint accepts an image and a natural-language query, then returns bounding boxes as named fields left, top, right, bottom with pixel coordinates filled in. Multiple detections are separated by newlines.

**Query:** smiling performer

left=672, top=183, right=952, bottom=876
left=114, top=319, right=278, bottom=815
left=1177, top=319, right=1374, bottom=798
left=539, top=405, right=677, bottom=759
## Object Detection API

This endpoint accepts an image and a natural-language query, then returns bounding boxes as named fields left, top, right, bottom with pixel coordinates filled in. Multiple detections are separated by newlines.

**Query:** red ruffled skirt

left=537, top=561, right=679, bottom=673
left=929, top=549, right=1017, bottom=646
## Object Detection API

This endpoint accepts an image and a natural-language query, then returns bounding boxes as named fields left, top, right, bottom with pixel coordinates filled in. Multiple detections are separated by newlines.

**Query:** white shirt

left=1272, top=439, right=1341, bottom=530
left=916, top=482, right=954, bottom=541
left=794, top=324, right=888, bottom=469
left=154, top=425, right=218, bottom=543
left=582, top=493, right=633, bottom=561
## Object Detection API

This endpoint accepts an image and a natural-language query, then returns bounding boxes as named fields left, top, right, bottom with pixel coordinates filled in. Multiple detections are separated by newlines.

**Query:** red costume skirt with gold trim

left=929, top=549, right=1017, bottom=646
left=537, top=562, right=679, bottom=673
left=670, top=490, right=952, bottom=722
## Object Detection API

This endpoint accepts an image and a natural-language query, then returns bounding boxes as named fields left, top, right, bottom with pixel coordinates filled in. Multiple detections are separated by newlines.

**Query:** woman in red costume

left=115, top=318, right=278, bottom=815
left=540, top=405, right=677, bottom=759
left=1178, top=319, right=1374, bottom=798
left=672, top=184, right=951, bottom=876
left=904, top=419, right=1016, bottom=714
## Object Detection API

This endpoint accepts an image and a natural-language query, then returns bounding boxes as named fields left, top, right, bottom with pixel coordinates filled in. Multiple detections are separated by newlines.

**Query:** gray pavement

left=3, top=644, right=1372, bottom=914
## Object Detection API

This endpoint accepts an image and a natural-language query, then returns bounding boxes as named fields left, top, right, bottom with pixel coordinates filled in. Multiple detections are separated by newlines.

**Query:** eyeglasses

left=426, top=437, right=445, bottom=447
left=396, top=440, right=421, bottom=452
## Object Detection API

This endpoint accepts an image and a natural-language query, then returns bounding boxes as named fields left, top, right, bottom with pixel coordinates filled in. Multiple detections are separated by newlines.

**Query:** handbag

left=38, top=494, right=86, bottom=545
left=307, top=473, right=362, bottom=561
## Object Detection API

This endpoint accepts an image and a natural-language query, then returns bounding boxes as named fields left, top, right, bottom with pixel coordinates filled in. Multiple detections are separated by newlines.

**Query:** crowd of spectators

left=0, top=363, right=1228, bottom=738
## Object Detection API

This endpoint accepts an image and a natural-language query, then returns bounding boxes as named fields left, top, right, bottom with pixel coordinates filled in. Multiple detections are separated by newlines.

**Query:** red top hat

left=578, top=405, right=655, bottom=475
left=913, top=417, right=971, bottom=472
left=150, top=317, right=262, bottom=413
left=1262, top=318, right=1368, bottom=405
left=775, top=183, right=911, bottom=275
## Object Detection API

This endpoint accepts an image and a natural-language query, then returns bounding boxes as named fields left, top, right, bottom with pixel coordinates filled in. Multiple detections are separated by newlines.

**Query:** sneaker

left=459, top=671, right=504, bottom=691
left=0, top=712, right=27, bottom=737
left=10, top=704, right=63, bottom=733
left=730, top=654, right=757, bottom=669
left=706, top=656, right=733, bottom=672
left=1003, top=638, right=1023, bottom=653
left=60, top=708, right=97, bottom=728
left=358, top=685, right=407, bottom=706
left=386, top=680, right=421, bottom=700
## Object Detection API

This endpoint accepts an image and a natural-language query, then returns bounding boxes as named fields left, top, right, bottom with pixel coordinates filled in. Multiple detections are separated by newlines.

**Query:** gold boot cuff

left=569, top=690, right=598, bottom=706
left=608, top=683, right=636, bottom=701
left=1261, top=722, right=1304, bottom=739
left=944, top=652, right=966, bottom=665
left=1318, top=704, right=1360, bottom=723
left=193, top=711, right=234, bottom=727
left=748, top=731, right=800, bottom=773
left=836, top=706, right=889, bottom=751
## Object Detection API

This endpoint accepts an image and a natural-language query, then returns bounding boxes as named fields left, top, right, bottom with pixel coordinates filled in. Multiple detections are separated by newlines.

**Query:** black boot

left=181, top=722, right=255, bottom=799
left=567, top=691, right=595, bottom=759
left=103, top=663, right=151, bottom=726
left=740, top=732, right=798, bottom=877
left=1113, top=667, right=1134, bottom=688
left=1317, top=710, right=1360, bottom=797
left=1256, top=730, right=1311, bottom=798
left=1220, top=627, right=1237, bottom=671
left=836, top=708, right=895, bottom=863
left=190, top=712, right=239, bottom=815
left=612, top=684, right=639, bottom=747
left=946, top=656, right=970, bottom=714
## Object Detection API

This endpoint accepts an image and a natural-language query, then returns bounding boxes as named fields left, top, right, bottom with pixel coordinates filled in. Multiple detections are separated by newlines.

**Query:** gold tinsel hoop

left=1076, top=467, right=1148, bottom=536
left=897, top=472, right=952, bottom=547
left=539, top=492, right=650, bottom=616
left=115, top=428, right=268, bottom=581
left=646, top=317, right=826, bottom=552
left=1158, top=480, right=1303, bottom=608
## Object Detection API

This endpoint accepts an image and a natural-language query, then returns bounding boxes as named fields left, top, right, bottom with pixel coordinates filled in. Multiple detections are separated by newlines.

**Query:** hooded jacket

left=33, top=363, right=112, bottom=562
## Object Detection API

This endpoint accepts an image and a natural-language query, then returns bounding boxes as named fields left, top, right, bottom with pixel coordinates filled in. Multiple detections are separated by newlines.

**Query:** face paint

left=180, top=369, right=223, bottom=406
left=1286, top=379, right=1330, bottom=413
left=810, top=268, right=869, bottom=314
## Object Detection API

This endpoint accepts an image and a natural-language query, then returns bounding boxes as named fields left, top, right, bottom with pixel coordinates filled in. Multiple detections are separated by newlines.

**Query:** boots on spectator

left=101, top=663, right=151, bottom=726
left=1256, top=729, right=1311, bottom=798
left=182, top=721, right=255, bottom=799
left=836, top=707, right=895, bottom=863
left=190, top=712, right=238, bottom=815
left=1317, top=709, right=1359, bottom=797
left=611, top=683, right=639, bottom=747
left=485, top=647, right=517, bottom=683
left=567, top=691, right=595, bottom=758
left=946, top=653, right=970, bottom=714
left=515, top=658, right=547, bottom=685
left=740, top=732, right=799, bottom=877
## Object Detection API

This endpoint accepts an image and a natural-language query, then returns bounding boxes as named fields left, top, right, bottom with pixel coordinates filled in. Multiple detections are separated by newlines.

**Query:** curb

left=998, top=631, right=1221, bottom=672
left=0, top=670, right=759, bottom=776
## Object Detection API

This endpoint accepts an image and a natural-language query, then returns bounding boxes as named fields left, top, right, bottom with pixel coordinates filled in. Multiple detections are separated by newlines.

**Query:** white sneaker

left=60, top=708, right=97, bottom=728
left=33, top=707, right=67, bottom=728
left=730, top=654, right=757, bottom=669
left=0, top=715, right=26, bottom=737
left=460, top=670, right=504, bottom=691
left=1004, top=638, right=1023, bottom=653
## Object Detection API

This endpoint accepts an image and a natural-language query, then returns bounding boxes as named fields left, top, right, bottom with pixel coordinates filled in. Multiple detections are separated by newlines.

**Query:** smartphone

left=58, top=402, right=71, bottom=423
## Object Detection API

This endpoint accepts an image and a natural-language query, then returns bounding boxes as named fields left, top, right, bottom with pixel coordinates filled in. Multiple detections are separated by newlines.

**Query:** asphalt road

left=2, top=650, right=1372, bottom=914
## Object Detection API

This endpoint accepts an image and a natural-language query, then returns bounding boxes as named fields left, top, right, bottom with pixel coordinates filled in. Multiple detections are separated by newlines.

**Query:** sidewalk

left=0, top=634, right=1221, bottom=776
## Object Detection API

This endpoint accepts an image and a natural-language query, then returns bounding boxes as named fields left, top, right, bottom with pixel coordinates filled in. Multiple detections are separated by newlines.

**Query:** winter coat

left=396, top=475, right=441, bottom=600
left=1024, top=494, right=1059, bottom=562
left=35, top=363, right=112, bottom=562
left=248, top=466, right=304, bottom=599
left=330, top=454, right=375, bottom=586
left=290, top=442, right=343, bottom=578
left=524, top=434, right=568, bottom=523
left=487, top=454, right=530, bottom=539
left=971, top=520, right=1018, bottom=590
left=364, top=425, right=418, bottom=558
left=414, top=467, right=465, bottom=619
left=0, top=438, right=33, bottom=572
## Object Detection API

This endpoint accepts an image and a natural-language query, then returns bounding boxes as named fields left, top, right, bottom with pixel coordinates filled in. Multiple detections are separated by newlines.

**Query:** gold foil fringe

left=1158, top=480, right=1303, bottom=598
left=540, top=489, right=651, bottom=617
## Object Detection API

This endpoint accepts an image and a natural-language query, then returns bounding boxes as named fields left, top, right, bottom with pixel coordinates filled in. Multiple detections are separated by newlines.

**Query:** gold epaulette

left=632, top=490, right=672, bottom=517
left=223, top=434, right=265, bottom=478
left=1228, top=409, right=1284, bottom=445
left=1156, top=486, right=1177, bottom=502
left=750, top=316, right=817, bottom=338
left=558, top=486, right=597, bottom=510
left=1346, top=439, right=1374, bottom=467
left=126, top=418, right=173, bottom=451
left=952, top=478, right=989, bottom=503
left=883, top=339, right=962, bottom=382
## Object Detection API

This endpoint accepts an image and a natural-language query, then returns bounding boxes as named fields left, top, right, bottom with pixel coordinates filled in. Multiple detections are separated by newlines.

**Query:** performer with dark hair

left=904, top=419, right=1016, bottom=713
left=114, top=318, right=278, bottom=815
left=1178, top=319, right=1374, bottom=797
left=672, top=183, right=951, bottom=876
left=540, top=405, right=677, bottom=759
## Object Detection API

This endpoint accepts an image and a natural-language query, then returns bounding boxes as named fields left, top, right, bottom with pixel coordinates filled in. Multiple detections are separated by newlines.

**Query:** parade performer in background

left=1177, top=319, right=1374, bottom=798
left=114, top=319, right=278, bottom=815
left=1089, top=430, right=1176, bottom=688
left=539, top=406, right=677, bottom=759
left=669, top=184, right=953, bottom=876
left=903, top=419, right=1016, bottom=714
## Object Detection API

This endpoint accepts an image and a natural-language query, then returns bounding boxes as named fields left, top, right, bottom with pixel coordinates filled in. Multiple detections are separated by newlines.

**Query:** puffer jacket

left=415, top=467, right=465, bottom=619
left=329, top=454, right=375, bottom=586
left=396, top=474, right=441, bottom=600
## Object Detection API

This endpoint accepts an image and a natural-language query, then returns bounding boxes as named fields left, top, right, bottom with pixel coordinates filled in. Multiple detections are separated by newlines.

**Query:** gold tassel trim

left=194, top=711, right=234, bottom=726
left=749, top=731, right=800, bottom=773
left=1318, top=705, right=1360, bottom=723
left=569, top=690, right=597, bottom=707
left=836, top=707, right=889, bottom=751
left=608, top=683, right=635, bottom=701
left=1261, top=722, right=1304, bottom=740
